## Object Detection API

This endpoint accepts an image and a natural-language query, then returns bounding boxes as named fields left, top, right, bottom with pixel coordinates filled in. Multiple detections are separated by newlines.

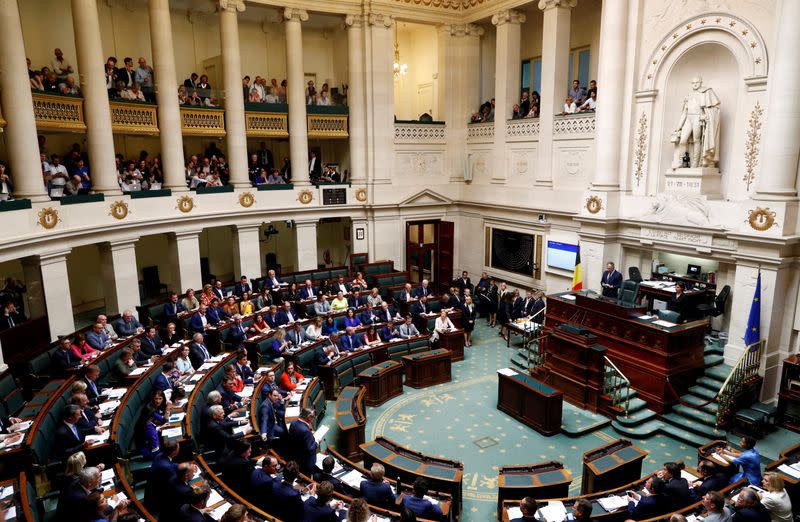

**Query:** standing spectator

left=48, top=154, right=69, bottom=199
left=569, top=79, right=586, bottom=104
left=196, top=75, right=212, bottom=104
left=0, top=162, right=13, bottom=202
left=242, top=76, right=250, bottom=102
left=588, top=79, right=597, bottom=98
left=184, top=72, right=198, bottom=93
left=118, top=57, right=135, bottom=88
left=104, top=57, right=118, bottom=98
left=515, top=91, right=530, bottom=119
left=52, top=48, right=74, bottom=80
left=135, top=57, right=155, bottom=102
left=70, top=159, right=91, bottom=189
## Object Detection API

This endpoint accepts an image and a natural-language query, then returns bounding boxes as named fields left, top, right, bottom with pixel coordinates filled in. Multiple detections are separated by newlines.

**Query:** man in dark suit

left=339, top=327, right=363, bottom=352
left=234, top=276, right=252, bottom=297
left=71, top=393, right=101, bottom=436
left=228, top=315, right=248, bottom=350
left=349, top=291, right=367, bottom=309
left=163, top=292, right=188, bottom=326
left=154, top=362, right=175, bottom=392
left=257, top=142, right=274, bottom=173
left=414, top=279, right=434, bottom=298
left=313, top=456, right=346, bottom=495
left=189, top=333, right=211, bottom=369
left=188, top=305, right=210, bottom=334
left=259, top=388, right=286, bottom=444
left=376, top=302, right=397, bottom=324
left=206, top=299, right=226, bottom=325
left=410, top=296, right=430, bottom=334
left=308, top=151, right=322, bottom=182
left=402, top=478, right=444, bottom=520
left=530, top=290, right=545, bottom=321
left=627, top=477, right=671, bottom=520
left=287, top=322, right=308, bottom=346
left=55, top=405, right=88, bottom=460
left=360, top=463, right=396, bottom=508
left=183, top=72, right=198, bottom=92
left=143, top=439, right=181, bottom=515
left=267, top=460, right=305, bottom=520
left=601, top=262, right=623, bottom=298
left=311, top=345, right=335, bottom=376
left=304, top=481, right=346, bottom=521
left=178, top=483, right=215, bottom=522
left=329, top=276, right=350, bottom=296
left=455, top=271, right=473, bottom=296
left=217, top=377, right=245, bottom=414
left=511, top=290, right=525, bottom=319
left=82, top=364, right=102, bottom=405
left=265, top=269, right=283, bottom=292
left=0, top=301, right=23, bottom=330
left=663, top=462, right=692, bottom=510
left=399, top=283, right=415, bottom=304
left=118, top=57, right=136, bottom=88
left=55, top=466, right=101, bottom=521
left=211, top=280, right=226, bottom=301
left=359, top=303, right=377, bottom=325
left=52, top=338, right=80, bottom=376
left=731, top=488, right=770, bottom=522
left=141, top=326, right=164, bottom=357
left=287, top=408, right=318, bottom=475
left=300, top=279, right=317, bottom=300
left=276, top=301, right=298, bottom=326
left=220, top=439, right=255, bottom=496
left=204, top=404, right=248, bottom=457
left=250, top=455, right=280, bottom=505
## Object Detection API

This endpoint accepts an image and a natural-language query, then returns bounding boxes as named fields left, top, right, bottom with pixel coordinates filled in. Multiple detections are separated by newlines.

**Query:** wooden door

left=436, top=221, right=454, bottom=293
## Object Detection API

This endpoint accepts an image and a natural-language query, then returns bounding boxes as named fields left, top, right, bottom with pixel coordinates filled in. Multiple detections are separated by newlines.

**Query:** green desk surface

left=407, top=348, right=448, bottom=360
left=358, top=360, right=400, bottom=376
left=336, top=400, right=353, bottom=413
left=615, top=445, right=645, bottom=461
left=592, top=501, right=611, bottom=515
left=422, top=464, right=460, bottom=480
left=501, top=474, right=534, bottom=487
left=338, top=387, right=359, bottom=400
left=389, top=454, right=425, bottom=473
left=362, top=441, right=393, bottom=460
left=42, top=380, right=66, bottom=392
left=509, top=372, right=558, bottom=395
left=337, top=412, right=356, bottom=428
left=591, top=455, right=619, bottom=472
left=537, top=470, right=569, bottom=485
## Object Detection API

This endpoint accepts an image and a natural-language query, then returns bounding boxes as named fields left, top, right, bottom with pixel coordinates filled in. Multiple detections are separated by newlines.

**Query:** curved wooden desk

left=335, top=386, right=366, bottom=460
left=582, top=439, right=647, bottom=494
left=498, top=462, right=571, bottom=512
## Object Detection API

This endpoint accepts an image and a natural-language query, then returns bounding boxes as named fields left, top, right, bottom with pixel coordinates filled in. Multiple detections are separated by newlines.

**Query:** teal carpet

left=321, top=323, right=709, bottom=520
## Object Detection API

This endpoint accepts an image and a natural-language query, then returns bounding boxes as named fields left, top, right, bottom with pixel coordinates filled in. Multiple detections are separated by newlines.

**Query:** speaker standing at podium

left=601, top=262, right=623, bottom=298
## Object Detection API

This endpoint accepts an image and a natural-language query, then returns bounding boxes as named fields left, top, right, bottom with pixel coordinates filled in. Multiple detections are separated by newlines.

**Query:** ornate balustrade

left=552, top=113, right=596, bottom=139
left=245, top=102, right=288, bottom=138
left=506, top=118, right=540, bottom=142
left=180, top=106, right=226, bottom=137
left=394, top=122, right=446, bottom=144
left=466, top=121, right=494, bottom=143
left=31, top=92, right=86, bottom=132
left=109, top=100, right=159, bottom=135
left=307, top=105, right=349, bottom=139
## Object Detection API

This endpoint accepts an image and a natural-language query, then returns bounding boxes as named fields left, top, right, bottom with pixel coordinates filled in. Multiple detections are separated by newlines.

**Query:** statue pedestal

left=664, top=168, right=721, bottom=198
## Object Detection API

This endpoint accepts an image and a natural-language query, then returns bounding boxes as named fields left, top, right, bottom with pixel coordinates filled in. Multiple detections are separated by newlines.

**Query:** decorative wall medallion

left=176, top=195, right=195, bottom=213
left=633, top=113, right=648, bottom=187
left=747, top=207, right=776, bottom=231
left=37, top=207, right=60, bottom=229
left=298, top=190, right=313, bottom=205
left=586, top=195, right=603, bottom=214
left=743, top=101, right=763, bottom=191
left=239, top=192, right=255, bottom=208
left=355, top=188, right=367, bottom=202
left=109, top=200, right=129, bottom=220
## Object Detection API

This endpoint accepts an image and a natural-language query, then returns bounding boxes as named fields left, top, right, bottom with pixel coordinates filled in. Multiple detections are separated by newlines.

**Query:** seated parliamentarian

left=204, top=404, right=250, bottom=457
left=141, top=326, right=165, bottom=357
left=352, top=272, right=368, bottom=291
left=286, top=321, right=308, bottom=346
left=731, top=488, right=771, bottom=522
left=339, top=326, right=363, bottom=352
left=667, top=282, right=689, bottom=322
left=174, top=345, right=193, bottom=376
left=331, top=291, right=349, bottom=312
left=188, top=332, right=212, bottom=369
left=239, top=292, right=255, bottom=315
left=266, top=328, right=289, bottom=362
left=207, top=298, right=228, bottom=325
left=276, top=301, right=298, bottom=325
left=55, top=405, right=88, bottom=460
left=279, top=362, right=304, bottom=392
left=306, top=317, right=324, bottom=341
left=690, top=460, right=728, bottom=500
left=379, top=323, right=398, bottom=342
left=360, top=463, right=396, bottom=507
left=397, top=316, right=420, bottom=338
left=627, top=476, right=671, bottom=520
left=114, top=309, right=143, bottom=336
left=359, top=303, right=377, bottom=325
left=216, top=376, right=246, bottom=414
left=349, top=290, right=366, bottom=308
left=109, top=348, right=137, bottom=385
left=367, top=287, right=383, bottom=308
left=312, top=344, right=337, bottom=374
left=363, top=325, right=382, bottom=346
left=188, top=305, right=211, bottom=334
left=181, top=288, right=200, bottom=311
left=128, top=341, right=148, bottom=366
left=402, top=478, right=443, bottom=520
left=701, top=491, right=732, bottom=522
left=70, top=332, right=100, bottom=361
left=86, top=322, right=112, bottom=351
left=304, top=481, right=346, bottom=521
left=224, top=296, right=240, bottom=317
left=234, top=351, right=254, bottom=384
left=510, top=496, right=538, bottom=522
left=662, top=461, right=693, bottom=510
left=314, top=294, right=332, bottom=315
left=322, top=316, right=338, bottom=336
left=136, top=407, right=162, bottom=459
left=757, top=473, right=793, bottom=522
left=267, top=461, right=305, bottom=521
left=224, top=364, right=244, bottom=393
left=718, top=435, right=762, bottom=486
left=52, top=337, right=81, bottom=376
left=377, top=301, right=399, bottom=324
left=300, top=279, right=317, bottom=301
left=344, top=308, right=362, bottom=328
left=330, top=276, right=350, bottom=296
left=163, top=292, right=188, bottom=324
left=264, top=305, right=280, bottom=329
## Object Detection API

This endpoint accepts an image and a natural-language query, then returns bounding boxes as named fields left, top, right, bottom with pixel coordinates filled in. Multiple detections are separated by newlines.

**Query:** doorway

left=406, top=220, right=454, bottom=292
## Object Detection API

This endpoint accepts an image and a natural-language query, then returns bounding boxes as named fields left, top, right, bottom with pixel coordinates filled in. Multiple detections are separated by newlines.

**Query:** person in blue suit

left=300, top=279, right=317, bottom=300
left=85, top=323, right=110, bottom=351
left=344, top=308, right=362, bottom=328
left=267, top=460, right=305, bottom=521
left=359, top=304, right=377, bottom=326
left=143, top=439, right=181, bottom=515
left=720, top=436, right=762, bottom=486
left=339, top=327, right=363, bottom=352
left=234, top=352, right=254, bottom=384
left=259, top=388, right=286, bottom=444
left=414, top=279, right=435, bottom=298
left=287, top=408, right=318, bottom=475
left=206, top=299, right=226, bottom=325
left=276, top=301, right=298, bottom=326
left=510, top=496, right=538, bottom=522
left=402, top=478, right=443, bottom=520
left=140, top=326, right=164, bottom=357
left=163, top=293, right=187, bottom=325
left=228, top=315, right=248, bottom=349
left=360, top=463, right=396, bottom=508
left=234, top=276, right=252, bottom=297
left=303, top=481, right=346, bottom=521
left=55, top=405, right=87, bottom=460
left=52, top=337, right=80, bottom=376
left=601, top=262, right=623, bottom=298
left=188, top=305, right=210, bottom=334
left=136, top=408, right=161, bottom=459
left=114, top=309, right=142, bottom=336
left=153, top=361, right=175, bottom=392
left=216, top=377, right=244, bottom=414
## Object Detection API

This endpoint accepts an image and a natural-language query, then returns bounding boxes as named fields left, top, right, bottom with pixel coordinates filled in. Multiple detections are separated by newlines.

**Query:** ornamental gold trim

left=585, top=195, right=603, bottom=214
left=633, top=113, right=648, bottom=187
left=747, top=207, right=776, bottom=231
left=176, top=195, right=195, bottom=213
left=298, top=190, right=313, bottom=205
left=743, top=101, right=763, bottom=191
left=355, top=188, right=367, bottom=203
left=109, top=200, right=129, bottom=220
left=37, top=207, right=60, bottom=229
left=239, top=192, right=255, bottom=208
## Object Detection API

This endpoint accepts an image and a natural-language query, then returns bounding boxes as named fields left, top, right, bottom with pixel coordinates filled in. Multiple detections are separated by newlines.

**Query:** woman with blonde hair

left=306, top=316, right=323, bottom=340
left=200, top=284, right=215, bottom=306
left=759, top=473, right=793, bottom=522
left=181, top=288, right=199, bottom=310
left=347, top=498, right=374, bottom=522
left=221, top=504, right=249, bottom=522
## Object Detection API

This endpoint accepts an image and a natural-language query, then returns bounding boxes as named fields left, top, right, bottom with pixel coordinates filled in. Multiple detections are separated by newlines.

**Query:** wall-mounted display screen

left=547, top=241, right=578, bottom=271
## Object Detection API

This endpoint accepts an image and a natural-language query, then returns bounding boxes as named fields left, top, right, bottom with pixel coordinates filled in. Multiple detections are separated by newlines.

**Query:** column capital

left=283, top=8, right=309, bottom=22
left=102, top=238, right=139, bottom=251
left=38, top=250, right=71, bottom=265
left=439, top=23, right=485, bottom=37
left=345, top=14, right=365, bottom=28
left=171, top=229, right=203, bottom=240
left=235, top=223, right=262, bottom=233
left=492, top=9, right=526, bottom=26
left=218, top=0, right=245, bottom=13
left=367, top=12, right=394, bottom=28
left=294, top=218, right=319, bottom=228
left=538, top=0, right=577, bottom=11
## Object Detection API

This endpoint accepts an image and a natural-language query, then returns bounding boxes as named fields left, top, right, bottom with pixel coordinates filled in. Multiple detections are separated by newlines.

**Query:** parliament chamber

left=0, top=0, right=799, bottom=520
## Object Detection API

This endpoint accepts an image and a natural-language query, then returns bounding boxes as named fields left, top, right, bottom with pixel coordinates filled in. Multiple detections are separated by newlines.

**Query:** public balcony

left=464, top=111, right=596, bottom=145
left=25, top=90, right=349, bottom=139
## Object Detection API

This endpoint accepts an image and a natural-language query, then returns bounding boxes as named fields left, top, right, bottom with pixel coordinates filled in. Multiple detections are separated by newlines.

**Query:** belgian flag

left=572, top=244, right=583, bottom=291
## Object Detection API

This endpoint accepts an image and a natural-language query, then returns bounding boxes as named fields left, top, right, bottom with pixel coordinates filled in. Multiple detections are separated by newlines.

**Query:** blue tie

left=70, top=423, right=80, bottom=440
left=201, top=344, right=209, bottom=359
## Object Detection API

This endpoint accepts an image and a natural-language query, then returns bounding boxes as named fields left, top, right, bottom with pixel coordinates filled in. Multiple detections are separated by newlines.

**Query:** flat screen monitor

left=547, top=241, right=579, bottom=271
left=657, top=265, right=669, bottom=275
left=687, top=264, right=701, bottom=277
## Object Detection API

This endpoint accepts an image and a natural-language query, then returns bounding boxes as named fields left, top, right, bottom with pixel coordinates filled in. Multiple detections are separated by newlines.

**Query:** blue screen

left=547, top=241, right=578, bottom=271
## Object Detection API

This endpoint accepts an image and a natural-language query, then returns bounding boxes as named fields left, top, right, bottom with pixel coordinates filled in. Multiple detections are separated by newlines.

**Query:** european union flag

left=744, top=271, right=761, bottom=351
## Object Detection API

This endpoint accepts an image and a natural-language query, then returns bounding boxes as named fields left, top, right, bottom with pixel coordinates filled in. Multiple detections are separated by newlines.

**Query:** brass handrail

left=603, top=355, right=632, bottom=418
left=715, top=339, right=765, bottom=426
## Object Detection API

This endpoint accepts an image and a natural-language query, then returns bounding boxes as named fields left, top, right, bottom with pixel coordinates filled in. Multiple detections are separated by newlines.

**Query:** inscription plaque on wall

left=322, top=188, right=347, bottom=205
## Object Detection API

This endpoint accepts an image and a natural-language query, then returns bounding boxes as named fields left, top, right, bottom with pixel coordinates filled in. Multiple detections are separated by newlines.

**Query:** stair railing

left=715, top=339, right=765, bottom=426
left=525, top=306, right=546, bottom=370
left=603, top=356, right=632, bottom=418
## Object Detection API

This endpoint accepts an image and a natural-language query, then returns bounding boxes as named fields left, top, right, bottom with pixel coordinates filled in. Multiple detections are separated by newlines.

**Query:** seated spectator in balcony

left=265, top=86, right=279, bottom=104
left=178, top=85, right=200, bottom=106
left=64, top=174, right=84, bottom=196
left=514, top=91, right=530, bottom=119
left=123, top=82, right=146, bottom=101
left=0, top=162, right=13, bottom=202
left=206, top=170, right=224, bottom=187
left=59, top=75, right=81, bottom=96
left=317, top=91, right=331, bottom=106
left=70, top=159, right=91, bottom=189
left=120, top=161, right=143, bottom=192
left=248, top=85, right=262, bottom=103
left=196, top=74, right=212, bottom=103
left=578, top=90, right=597, bottom=112
left=306, top=80, right=317, bottom=104
left=526, top=103, right=540, bottom=118
left=30, top=70, right=45, bottom=91
left=190, top=170, right=208, bottom=189
left=43, top=71, right=60, bottom=93
left=253, top=168, right=268, bottom=185
left=48, top=154, right=69, bottom=198
left=563, top=96, right=577, bottom=115
left=569, top=79, right=586, bottom=104
left=52, top=48, right=74, bottom=80
left=267, top=169, right=285, bottom=184
left=135, top=57, right=155, bottom=102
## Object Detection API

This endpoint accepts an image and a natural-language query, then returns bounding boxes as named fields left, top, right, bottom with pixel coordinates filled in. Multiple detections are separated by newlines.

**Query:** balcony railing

left=109, top=100, right=159, bottom=135
left=506, top=117, right=540, bottom=142
left=307, top=106, right=348, bottom=139
left=180, top=106, right=226, bottom=137
left=466, top=121, right=494, bottom=143
left=245, top=102, right=288, bottom=138
left=32, top=92, right=86, bottom=132
left=553, top=112, right=596, bottom=139
left=394, top=121, right=446, bottom=144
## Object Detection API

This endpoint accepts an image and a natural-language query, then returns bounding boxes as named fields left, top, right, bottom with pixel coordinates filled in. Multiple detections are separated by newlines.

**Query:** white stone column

left=591, top=0, right=626, bottom=190
left=364, top=13, right=395, bottom=186
left=284, top=8, right=310, bottom=186
left=149, top=0, right=186, bottom=192
left=71, top=0, right=119, bottom=195
left=492, top=11, right=525, bottom=183
left=0, top=0, right=48, bottom=201
left=346, top=15, right=367, bottom=184
left=39, top=251, right=75, bottom=340
left=439, top=24, right=484, bottom=183
left=99, top=240, right=141, bottom=316
left=218, top=0, right=249, bottom=188
left=754, top=0, right=800, bottom=201
left=233, top=224, right=262, bottom=281
left=295, top=220, right=319, bottom=271
left=169, top=231, right=202, bottom=291
left=536, top=0, right=575, bottom=187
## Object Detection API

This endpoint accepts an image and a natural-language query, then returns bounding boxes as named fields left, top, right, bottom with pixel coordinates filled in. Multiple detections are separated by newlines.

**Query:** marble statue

left=671, top=76, right=721, bottom=169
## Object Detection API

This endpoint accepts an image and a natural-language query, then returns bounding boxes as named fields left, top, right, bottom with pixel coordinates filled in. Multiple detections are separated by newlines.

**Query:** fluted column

left=72, top=0, right=119, bottom=195
left=99, top=239, right=141, bottom=316
left=149, top=0, right=186, bottom=191
left=346, top=15, right=367, bottom=184
left=492, top=11, right=525, bottom=183
left=295, top=220, right=318, bottom=271
left=755, top=0, right=800, bottom=201
left=0, top=0, right=47, bottom=201
left=591, top=0, right=626, bottom=190
left=536, top=0, right=575, bottom=187
left=218, top=0, right=249, bottom=187
left=39, top=251, right=75, bottom=340
left=285, top=8, right=310, bottom=186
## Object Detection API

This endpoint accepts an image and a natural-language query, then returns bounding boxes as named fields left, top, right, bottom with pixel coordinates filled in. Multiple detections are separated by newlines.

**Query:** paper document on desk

left=637, top=314, right=656, bottom=320
left=314, top=425, right=329, bottom=443
left=778, top=464, right=800, bottom=479
left=104, top=388, right=127, bottom=399
left=341, top=469, right=365, bottom=489
left=681, top=469, right=699, bottom=481
left=86, top=432, right=110, bottom=445
left=497, top=368, right=518, bottom=377
left=562, top=294, right=576, bottom=301
left=128, top=367, right=147, bottom=376
left=652, top=319, right=678, bottom=328
left=9, top=420, right=32, bottom=432
left=537, top=501, right=567, bottom=522
left=99, top=400, right=121, bottom=414
left=199, top=362, right=216, bottom=371
left=232, top=425, right=249, bottom=436
left=285, top=406, right=301, bottom=418
left=507, top=507, right=523, bottom=520
left=423, top=495, right=440, bottom=507
left=597, top=496, right=629, bottom=512
left=169, top=413, right=186, bottom=423
left=207, top=489, right=224, bottom=507
left=0, top=486, right=13, bottom=500
left=161, top=427, right=183, bottom=439
left=711, top=453, right=730, bottom=465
